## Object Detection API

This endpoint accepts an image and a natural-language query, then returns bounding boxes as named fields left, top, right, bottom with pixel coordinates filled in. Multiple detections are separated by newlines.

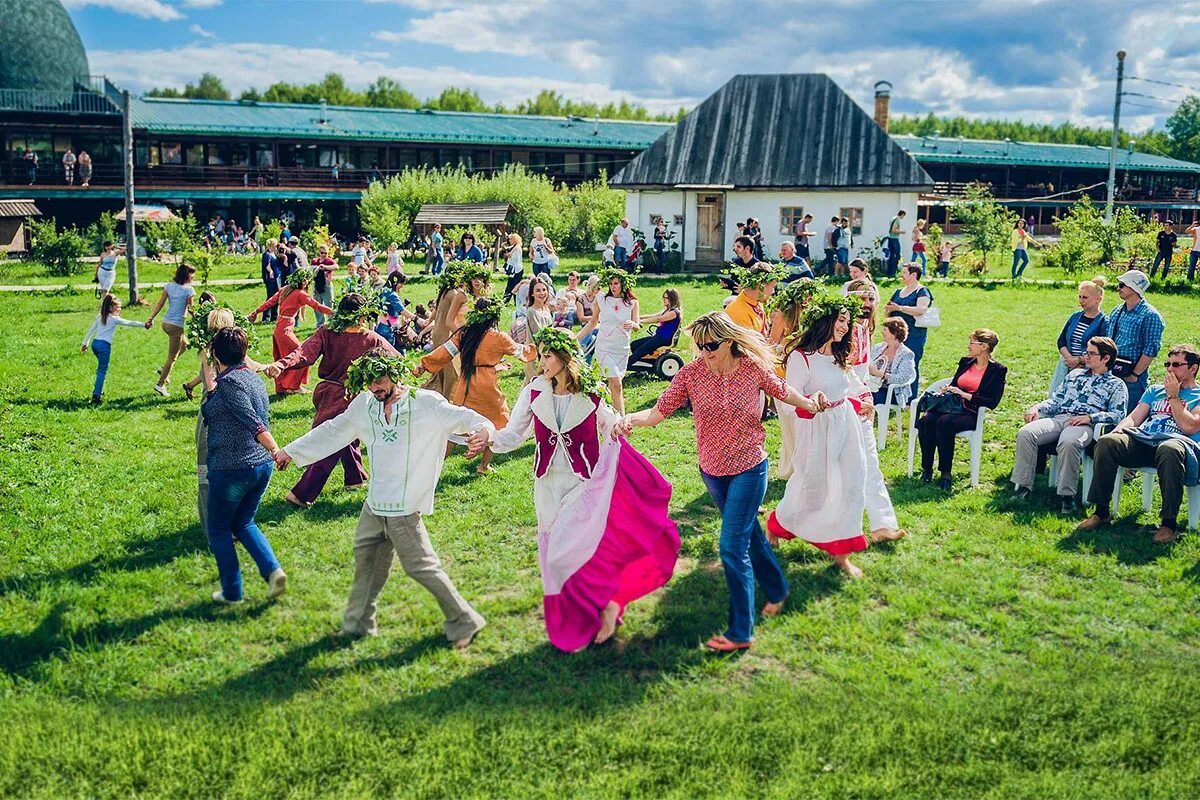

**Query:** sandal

left=705, top=635, right=751, bottom=652
left=183, top=383, right=194, bottom=401
left=762, top=596, right=787, bottom=618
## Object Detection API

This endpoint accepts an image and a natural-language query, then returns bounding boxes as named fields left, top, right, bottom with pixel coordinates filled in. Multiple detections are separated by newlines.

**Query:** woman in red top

left=615, top=311, right=824, bottom=652
left=915, top=328, right=1007, bottom=490
left=250, top=270, right=334, bottom=394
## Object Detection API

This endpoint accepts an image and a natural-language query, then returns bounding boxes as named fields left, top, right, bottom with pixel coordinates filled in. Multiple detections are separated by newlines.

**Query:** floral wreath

left=454, top=261, right=493, bottom=288
left=344, top=350, right=424, bottom=396
left=186, top=300, right=258, bottom=352
left=286, top=267, right=315, bottom=290
left=767, top=277, right=821, bottom=313
left=532, top=326, right=610, bottom=402
left=730, top=261, right=788, bottom=291
left=597, top=264, right=638, bottom=293
left=465, top=301, right=502, bottom=328
left=327, top=291, right=385, bottom=333
left=798, top=292, right=865, bottom=333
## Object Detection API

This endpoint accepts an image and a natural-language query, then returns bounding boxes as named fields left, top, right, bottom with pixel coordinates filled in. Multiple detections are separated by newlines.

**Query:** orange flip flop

left=705, top=635, right=752, bottom=652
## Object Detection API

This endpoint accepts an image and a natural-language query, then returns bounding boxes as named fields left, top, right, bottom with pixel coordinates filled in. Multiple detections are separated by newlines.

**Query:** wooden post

left=122, top=90, right=138, bottom=304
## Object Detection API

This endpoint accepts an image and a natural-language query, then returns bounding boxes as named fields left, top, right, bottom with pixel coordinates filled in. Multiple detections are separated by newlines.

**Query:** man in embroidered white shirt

left=275, top=350, right=494, bottom=647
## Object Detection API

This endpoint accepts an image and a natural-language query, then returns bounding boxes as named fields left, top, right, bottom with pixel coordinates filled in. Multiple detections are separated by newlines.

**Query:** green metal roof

left=129, top=96, right=672, bottom=150
left=894, top=134, right=1200, bottom=174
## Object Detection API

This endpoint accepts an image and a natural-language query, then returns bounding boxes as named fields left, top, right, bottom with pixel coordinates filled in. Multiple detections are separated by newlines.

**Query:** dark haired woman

left=576, top=271, right=640, bottom=414
left=470, top=327, right=679, bottom=651
left=265, top=293, right=398, bottom=506
left=145, top=262, right=196, bottom=397
left=768, top=299, right=874, bottom=579
left=249, top=270, right=333, bottom=395
left=201, top=326, right=287, bottom=603
left=95, top=240, right=119, bottom=297
left=81, top=293, right=148, bottom=404
left=627, top=288, right=682, bottom=369
left=417, top=298, right=534, bottom=473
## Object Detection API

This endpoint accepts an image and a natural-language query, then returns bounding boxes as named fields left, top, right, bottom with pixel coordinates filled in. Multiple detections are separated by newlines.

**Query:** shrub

left=141, top=213, right=202, bottom=261
left=27, top=217, right=87, bottom=277
left=83, top=210, right=118, bottom=252
left=952, top=184, right=1016, bottom=273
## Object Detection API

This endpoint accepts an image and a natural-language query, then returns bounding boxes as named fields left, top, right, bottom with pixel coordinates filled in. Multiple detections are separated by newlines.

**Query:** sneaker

left=267, top=568, right=287, bottom=599
left=90, top=395, right=102, bottom=406
left=153, top=383, right=169, bottom=397
left=937, top=476, right=953, bottom=491
left=920, top=470, right=933, bottom=483
left=1014, top=486, right=1032, bottom=500
left=212, top=590, right=243, bottom=604
left=1060, top=497, right=1079, bottom=515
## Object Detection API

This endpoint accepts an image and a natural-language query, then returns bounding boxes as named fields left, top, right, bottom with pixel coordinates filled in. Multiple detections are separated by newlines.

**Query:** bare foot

left=594, top=601, right=620, bottom=645
left=762, top=596, right=787, bottom=617
left=452, top=632, right=476, bottom=649
left=476, top=465, right=495, bottom=475
left=834, top=555, right=864, bottom=579
left=1153, top=526, right=1179, bottom=544
left=285, top=491, right=312, bottom=508
left=870, top=527, right=907, bottom=543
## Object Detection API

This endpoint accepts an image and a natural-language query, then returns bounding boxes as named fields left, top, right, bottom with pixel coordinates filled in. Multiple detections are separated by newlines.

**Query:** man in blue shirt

left=1079, top=343, right=1200, bottom=542
left=1104, top=269, right=1165, bottom=411
left=777, top=241, right=814, bottom=282
left=430, top=223, right=445, bottom=276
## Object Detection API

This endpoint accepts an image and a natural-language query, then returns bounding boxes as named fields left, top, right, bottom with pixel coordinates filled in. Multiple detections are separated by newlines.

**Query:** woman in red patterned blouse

left=614, top=311, right=826, bottom=651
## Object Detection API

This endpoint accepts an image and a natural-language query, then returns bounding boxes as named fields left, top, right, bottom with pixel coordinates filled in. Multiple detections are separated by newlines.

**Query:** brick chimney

left=873, top=80, right=892, bottom=132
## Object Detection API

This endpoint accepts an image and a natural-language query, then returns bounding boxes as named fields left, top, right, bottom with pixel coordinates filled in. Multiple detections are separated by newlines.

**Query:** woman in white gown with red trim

left=471, top=327, right=679, bottom=651
left=767, top=294, right=874, bottom=578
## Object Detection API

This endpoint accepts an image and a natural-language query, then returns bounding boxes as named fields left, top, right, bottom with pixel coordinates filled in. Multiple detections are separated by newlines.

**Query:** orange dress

left=421, top=329, right=534, bottom=426
left=423, top=288, right=466, bottom=400
left=254, top=288, right=334, bottom=393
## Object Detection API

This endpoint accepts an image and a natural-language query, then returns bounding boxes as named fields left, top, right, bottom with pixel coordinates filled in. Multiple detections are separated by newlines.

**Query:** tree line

left=147, top=73, right=687, bottom=122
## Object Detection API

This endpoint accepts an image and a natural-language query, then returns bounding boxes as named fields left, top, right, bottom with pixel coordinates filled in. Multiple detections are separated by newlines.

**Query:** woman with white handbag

left=884, top=263, right=937, bottom=398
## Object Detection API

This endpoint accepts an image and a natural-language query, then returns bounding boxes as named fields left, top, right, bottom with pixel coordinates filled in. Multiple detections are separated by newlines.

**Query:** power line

left=1127, top=75, right=1200, bottom=94
left=1121, top=100, right=1176, bottom=113
left=1121, top=90, right=1182, bottom=104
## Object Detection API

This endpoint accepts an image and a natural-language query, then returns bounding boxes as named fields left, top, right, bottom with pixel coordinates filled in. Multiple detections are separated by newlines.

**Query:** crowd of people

left=75, top=207, right=1200, bottom=656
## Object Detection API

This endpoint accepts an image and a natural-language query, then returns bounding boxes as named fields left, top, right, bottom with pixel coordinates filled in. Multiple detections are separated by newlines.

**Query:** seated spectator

left=916, top=328, right=1007, bottom=490
left=777, top=241, right=814, bottom=282
left=1051, top=277, right=1108, bottom=393
left=868, top=317, right=917, bottom=407
left=1011, top=336, right=1127, bottom=513
left=1078, top=343, right=1200, bottom=542
left=628, top=288, right=683, bottom=369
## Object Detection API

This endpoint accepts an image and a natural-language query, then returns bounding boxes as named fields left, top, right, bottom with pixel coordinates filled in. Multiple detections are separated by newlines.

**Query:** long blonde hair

left=207, top=308, right=235, bottom=331
left=687, top=311, right=777, bottom=375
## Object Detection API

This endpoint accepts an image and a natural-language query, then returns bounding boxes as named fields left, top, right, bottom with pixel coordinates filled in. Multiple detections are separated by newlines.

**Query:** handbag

left=916, top=389, right=964, bottom=416
left=1108, top=307, right=1134, bottom=377
left=914, top=305, right=941, bottom=328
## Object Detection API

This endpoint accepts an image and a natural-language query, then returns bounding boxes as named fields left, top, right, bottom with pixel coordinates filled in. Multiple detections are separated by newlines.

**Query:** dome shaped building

left=0, top=0, right=90, bottom=97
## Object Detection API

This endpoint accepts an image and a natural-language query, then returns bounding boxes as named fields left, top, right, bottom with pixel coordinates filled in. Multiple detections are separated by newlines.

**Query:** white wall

left=626, top=188, right=919, bottom=266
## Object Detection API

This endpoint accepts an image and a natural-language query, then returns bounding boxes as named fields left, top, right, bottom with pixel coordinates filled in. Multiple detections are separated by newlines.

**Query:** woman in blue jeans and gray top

left=201, top=326, right=287, bottom=604
left=614, top=312, right=825, bottom=652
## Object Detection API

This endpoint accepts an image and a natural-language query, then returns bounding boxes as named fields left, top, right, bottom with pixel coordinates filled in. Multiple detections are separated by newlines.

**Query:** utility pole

left=122, top=89, right=138, bottom=304
left=1105, top=50, right=1126, bottom=222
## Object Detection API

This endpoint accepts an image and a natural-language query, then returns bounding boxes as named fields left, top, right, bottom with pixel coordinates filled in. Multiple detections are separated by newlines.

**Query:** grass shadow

left=1055, top=521, right=1177, bottom=566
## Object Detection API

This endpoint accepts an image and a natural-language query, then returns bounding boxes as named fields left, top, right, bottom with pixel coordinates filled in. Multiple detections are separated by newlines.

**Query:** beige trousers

left=159, top=321, right=187, bottom=385
left=342, top=504, right=486, bottom=641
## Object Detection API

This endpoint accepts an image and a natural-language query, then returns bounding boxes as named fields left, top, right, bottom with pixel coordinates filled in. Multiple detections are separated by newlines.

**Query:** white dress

left=98, top=254, right=118, bottom=292
left=594, top=296, right=634, bottom=378
left=771, top=351, right=870, bottom=552
left=852, top=353, right=900, bottom=532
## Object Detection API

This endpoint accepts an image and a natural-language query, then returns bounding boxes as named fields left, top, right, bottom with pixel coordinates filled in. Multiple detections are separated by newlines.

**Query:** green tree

left=1165, top=96, right=1200, bottom=163
left=147, top=72, right=230, bottom=101
left=27, top=218, right=87, bottom=277
left=366, top=77, right=420, bottom=109
left=952, top=184, right=1016, bottom=273
left=429, top=87, right=489, bottom=113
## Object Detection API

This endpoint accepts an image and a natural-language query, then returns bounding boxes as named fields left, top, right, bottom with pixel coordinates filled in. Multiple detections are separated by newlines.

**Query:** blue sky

left=61, top=0, right=1200, bottom=131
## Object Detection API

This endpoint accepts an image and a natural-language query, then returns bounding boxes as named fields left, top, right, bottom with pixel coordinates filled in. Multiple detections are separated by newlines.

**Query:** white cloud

left=62, top=0, right=182, bottom=21
left=188, top=23, right=216, bottom=39
left=181, top=0, right=222, bottom=6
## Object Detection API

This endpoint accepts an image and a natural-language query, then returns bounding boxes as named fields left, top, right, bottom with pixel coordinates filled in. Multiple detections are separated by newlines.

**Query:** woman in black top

left=916, top=328, right=1007, bottom=490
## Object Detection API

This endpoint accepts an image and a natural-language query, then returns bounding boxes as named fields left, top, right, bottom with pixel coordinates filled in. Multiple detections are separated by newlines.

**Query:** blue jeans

left=936, top=260, right=950, bottom=277
left=912, top=250, right=927, bottom=270
left=885, top=237, right=901, bottom=277
left=532, top=261, right=551, bottom=278
left=655, top=243, right=666, bottom=270
left=1124, top=372, right=1148, bottom=414
left=1189, top=251, right=1200, bottom=281
left=837, top=247, right=849, bottom=265
left=206, top=461, right=280, bottom=600
left=91, top=339, right=112, bottom=399
left=1150, top=252, right=1172, bottom=279
left=579, top=330, right=597, bottom=364
left=906, top=326, right=927, bottom=398
left=700, top=459, right=788, bottom=644
left=431, top=254, right=445, bottom=276
left=613, top=246, right=627, bottom=269
left=1011, top=248, right=1030, bottom=278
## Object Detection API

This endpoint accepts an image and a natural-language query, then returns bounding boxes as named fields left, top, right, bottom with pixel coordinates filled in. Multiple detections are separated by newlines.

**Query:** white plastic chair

left=1110, top=467, right=1200, bottom=530
left=907, top=378, right=988, bottom=488
left=876, top=381, right=919, bottom=451
left=1046, top=423, right=1108, bottom=499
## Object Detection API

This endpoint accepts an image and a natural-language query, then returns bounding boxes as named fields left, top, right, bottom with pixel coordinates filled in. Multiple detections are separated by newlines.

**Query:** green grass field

left=3, top=277, right=1200, bottom=798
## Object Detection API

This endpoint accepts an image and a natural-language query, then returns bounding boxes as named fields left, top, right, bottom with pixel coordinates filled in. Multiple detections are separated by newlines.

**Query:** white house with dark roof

left=611, top=74, right=934, bottom=268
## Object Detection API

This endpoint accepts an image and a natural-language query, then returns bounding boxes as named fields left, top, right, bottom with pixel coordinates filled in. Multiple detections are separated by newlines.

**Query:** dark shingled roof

left=611, top=74, right=933, bottom=190
left=413, top=202, right=514, bottom=231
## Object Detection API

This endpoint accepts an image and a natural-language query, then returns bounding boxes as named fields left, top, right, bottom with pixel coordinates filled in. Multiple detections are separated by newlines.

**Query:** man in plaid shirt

left=1104, top=269, right=1164, bottom=412
left=1011, top=336, right=1128, bottom=513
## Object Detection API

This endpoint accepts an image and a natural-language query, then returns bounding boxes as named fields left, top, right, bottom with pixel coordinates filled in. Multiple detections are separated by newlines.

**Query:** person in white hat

left=1102, top=269, right=1164, bottom=412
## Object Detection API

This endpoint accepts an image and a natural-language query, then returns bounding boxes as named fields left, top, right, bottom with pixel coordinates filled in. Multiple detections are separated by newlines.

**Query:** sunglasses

left=698, top=341, right=724, bottom=352
left=1165, top=360, right=1191, bottom=368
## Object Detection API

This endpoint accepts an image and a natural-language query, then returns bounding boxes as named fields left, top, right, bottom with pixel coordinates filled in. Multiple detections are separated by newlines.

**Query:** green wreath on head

left=286, top=267, right=316, bottom=290
left=730, top=262, right=789, bottom=291
left=327, top=290, right=386, bottom=333
left=597, top=264, right=638, bottom=293
left=454, top=260, right=493, bottom=289
left=186, top=300, right=258, bottom=352
left=465, top=301, right=502, bottom=328
left=768, top=277, right=822, bottom=314
left=344, top=350, right=424, bottom=397
left=798, top=292, right=865, bottom=333
left=532, top=326, right=610, bottom=402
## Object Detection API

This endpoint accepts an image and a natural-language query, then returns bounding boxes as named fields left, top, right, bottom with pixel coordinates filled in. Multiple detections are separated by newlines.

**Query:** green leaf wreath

left=344, top=350, right=424, bottom=396
left=729, top=261, right=789, bottom=291
left=768, top=277, right=822, bottom=313
left=465, top=301, right=502, bottom=328
left=532, top=326, right=610, bottom=402
left=186, top=300, right=257, bottom=352
left=798, top=292, right=865, bottom=332
left=454, top=260, right=493, bottom=289
left=286, top=267, right=315, bottom=290
left=596, top=264, right=638, bottom=293
left=326, top=290, right=386, bottom=333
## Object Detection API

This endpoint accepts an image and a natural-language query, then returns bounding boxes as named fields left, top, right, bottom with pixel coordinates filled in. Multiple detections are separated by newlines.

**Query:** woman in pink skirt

left=469, top=326, right=679, bottom=651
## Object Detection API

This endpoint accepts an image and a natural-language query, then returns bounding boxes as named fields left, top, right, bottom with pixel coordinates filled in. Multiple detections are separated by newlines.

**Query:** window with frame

left=160, top=143, right=182, bottom=165
left=779, top=206, right=804, bottom=236
left=839, top=207, right=864, bottom=235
